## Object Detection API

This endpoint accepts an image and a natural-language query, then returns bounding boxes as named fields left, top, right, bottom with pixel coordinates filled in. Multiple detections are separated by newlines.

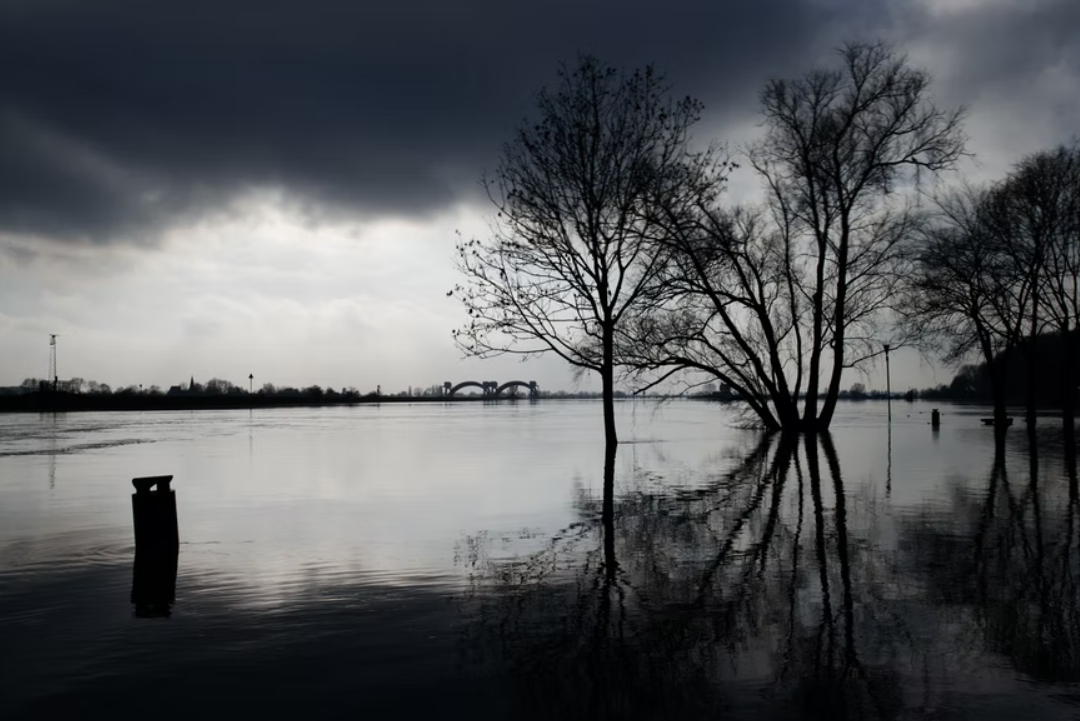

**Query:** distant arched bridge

left=443, top=380, right=540, bottom=399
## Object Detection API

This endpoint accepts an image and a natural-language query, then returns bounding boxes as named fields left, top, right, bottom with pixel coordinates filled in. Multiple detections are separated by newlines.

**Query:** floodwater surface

left=1, top=400, right=1078, bottom=719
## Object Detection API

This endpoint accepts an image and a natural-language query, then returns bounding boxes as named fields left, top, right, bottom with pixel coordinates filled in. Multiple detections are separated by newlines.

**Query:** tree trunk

left=1026, top=294, right=1039, bottom=428
left=1025, top=349, right=1038, bottom=428
left=982, top=350, right=1009, bottom=445
left=802, top=291, right=825, bottom=427
left=992, top=363, right=1009, bottom=421
left=775, top=394, right=800, bottom=431
left=602, top=329, right=618, bottom=448
left=818, top=346, right=844, bottom=431
left=979, top=335, right=1007, bottom=423
left=819, top=235, right=850, bottom=431
left=1064, top=327, right=1077, bottom=429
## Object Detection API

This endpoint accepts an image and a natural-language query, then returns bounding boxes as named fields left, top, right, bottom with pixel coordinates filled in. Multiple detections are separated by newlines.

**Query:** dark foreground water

left=1, top=400, right=1078, bottom=719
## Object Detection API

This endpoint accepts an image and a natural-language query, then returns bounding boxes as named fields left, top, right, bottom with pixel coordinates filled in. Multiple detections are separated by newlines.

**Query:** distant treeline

left=0, top=379, right=378, bottom=412
left=0, top=392, right=374, bottom=413
left=1, top=377, right=372, bottom=400
left=0, top=376, right=652, bottom=413
left=915, top=331, right=1079, bottom=407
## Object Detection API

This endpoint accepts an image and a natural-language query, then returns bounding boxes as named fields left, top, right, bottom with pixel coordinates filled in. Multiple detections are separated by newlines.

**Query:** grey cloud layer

left=0, top=0, right=1076, bottom=245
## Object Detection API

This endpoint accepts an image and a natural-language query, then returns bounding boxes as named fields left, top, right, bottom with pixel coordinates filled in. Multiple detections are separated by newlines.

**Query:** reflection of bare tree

left=459, top=434, right=922, bottom=719
left=903, top=428, right=1080, bottom=684
left=746, top=434, right=908, bottom=720
left=459, top=440, right=728, bottom=718
left=980, top=430, right=1080, bottom=681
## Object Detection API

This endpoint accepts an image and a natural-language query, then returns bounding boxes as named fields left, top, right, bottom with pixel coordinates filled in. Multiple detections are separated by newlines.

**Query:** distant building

left=167, top=377, right=201, bottom=397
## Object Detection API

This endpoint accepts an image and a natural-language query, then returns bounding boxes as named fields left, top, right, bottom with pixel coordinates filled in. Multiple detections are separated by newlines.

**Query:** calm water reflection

left=1, top=401, right=1077, bottom=719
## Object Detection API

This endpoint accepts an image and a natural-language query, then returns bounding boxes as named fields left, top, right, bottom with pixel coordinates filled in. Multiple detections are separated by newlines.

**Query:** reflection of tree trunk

left=603, top=440, right=617, bottom=584
left=780, top=447, right=807, bottom=683
left=1067, top=429, right=1078, bottom=510
left=975, top=443, right=1004, bottom=604
left=1028, top=425, right=1044, bottom=570
left=695, top=435, right=781, bottom=600
left=760, top=434, right=798, bottom=573
left=1027, top=427, right=1048, bottom=648
left=805, top=434, right=835, bottom=672
left=1064, top=430, right=1077, bottom=646
left=588, top=441, right=622, bottom=717
left=821, top=433, right=857, bottom=667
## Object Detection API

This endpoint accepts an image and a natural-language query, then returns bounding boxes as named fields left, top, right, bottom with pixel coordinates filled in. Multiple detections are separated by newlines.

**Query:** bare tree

left=205, top=378, right=233, bottom=395
left=905, top=184, right=1032, bottom=429
left=452, top=56, right=713, bottom=448
left=995, top=145, right=1080, bottom=425
left=623, top=41, right=964, bottom=432
left=1038, top=145, right=1080, bottom=425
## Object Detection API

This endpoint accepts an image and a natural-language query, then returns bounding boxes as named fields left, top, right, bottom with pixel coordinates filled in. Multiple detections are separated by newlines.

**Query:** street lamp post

left=883, top=344, right=892, bottom=421
left=249, top=374, right=254, bottom=395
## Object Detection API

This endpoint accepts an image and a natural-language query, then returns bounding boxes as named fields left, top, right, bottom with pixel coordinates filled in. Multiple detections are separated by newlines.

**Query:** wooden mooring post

left=131, top=475, right=178, bottom=554
left=130, top=475, right=178, bottom=617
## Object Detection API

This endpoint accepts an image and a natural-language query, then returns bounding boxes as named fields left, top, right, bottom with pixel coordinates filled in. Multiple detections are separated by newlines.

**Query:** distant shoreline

left=0, top=392, right=659, bottom=414
left=0, top=392, right=1017, bottom=415
left=0, top=392, right=550, bottom=414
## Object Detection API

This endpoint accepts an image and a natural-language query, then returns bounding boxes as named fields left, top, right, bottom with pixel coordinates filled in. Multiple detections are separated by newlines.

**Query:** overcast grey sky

left=1, top=0, right=1077, bottom=393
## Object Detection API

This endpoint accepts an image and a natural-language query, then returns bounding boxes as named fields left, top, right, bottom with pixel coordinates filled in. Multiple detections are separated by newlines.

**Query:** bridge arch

left=447, top=381, right=498, bottom=398
left=496, top=380, right=539, bottom=398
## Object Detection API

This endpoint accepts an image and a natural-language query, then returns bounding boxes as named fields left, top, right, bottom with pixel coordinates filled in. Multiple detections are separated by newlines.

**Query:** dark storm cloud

left=0, top=0, right=871, bottom=244
left=1, top=0, right=1074, bottom=245
left=894, top=0, right=1080, bottom=96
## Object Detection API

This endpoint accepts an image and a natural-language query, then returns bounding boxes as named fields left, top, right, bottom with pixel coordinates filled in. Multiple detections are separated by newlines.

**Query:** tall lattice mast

left=48, top=334, right=58, bottom=388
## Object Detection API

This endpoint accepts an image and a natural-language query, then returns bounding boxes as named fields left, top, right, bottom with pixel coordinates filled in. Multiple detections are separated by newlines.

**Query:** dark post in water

left=131, top=475, right=179, bottom=617
left=132, top=475, right=179, bottom=553
left=931, top=409, right=940, bottom=429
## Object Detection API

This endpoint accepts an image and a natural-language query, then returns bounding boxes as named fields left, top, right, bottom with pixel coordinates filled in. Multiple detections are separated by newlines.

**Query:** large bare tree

left=623, top=41, right=965, bottom=432
left=452, top=56, right=713, bottom=448
left=905, top=184, right=1032, bottom=429
left=994, top=145, right=1080, bottom=425
left=1037, top=145, right=1080, bottom=425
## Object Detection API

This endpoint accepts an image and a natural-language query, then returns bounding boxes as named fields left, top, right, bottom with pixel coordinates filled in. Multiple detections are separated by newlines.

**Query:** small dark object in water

left=931, top=409, right=940, bottom=428
left=131, top=475, right=178, bottom=555
left=980, top=417, right=1013, bottom=426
